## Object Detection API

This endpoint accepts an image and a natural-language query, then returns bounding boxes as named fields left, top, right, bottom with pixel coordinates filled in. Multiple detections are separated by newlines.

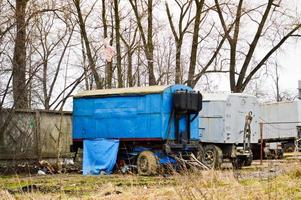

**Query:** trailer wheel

left=232, top=157, right=244, bottom=169
left=283, top=143, right=295, bottom=153
left=137, top=151, right=158, bottom=176
left=244, top=154, right=253, bottom=166
left=201, top=145, right=223, bottom=169
left=195, top=145, right=204, bottom=160
left=276, top=149, right=284, bottom=159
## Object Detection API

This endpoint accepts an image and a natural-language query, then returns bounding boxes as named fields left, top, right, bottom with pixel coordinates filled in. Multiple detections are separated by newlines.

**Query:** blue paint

left=155, top=152, right=177, bottom=164
left=73, top=85, right=200, bottom=142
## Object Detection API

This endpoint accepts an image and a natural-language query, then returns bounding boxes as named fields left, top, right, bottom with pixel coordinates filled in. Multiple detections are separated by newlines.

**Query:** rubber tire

left=283, top=143, right=295, bottom=153
left=201, top=145, right=223, bottom=169
left=232, top=157, right=244, bottom=169
left=276, top=149, right=284, bottom=159
left=137, top=151, right=158, bottom=176
left=244, top=154, right=253, bottom=166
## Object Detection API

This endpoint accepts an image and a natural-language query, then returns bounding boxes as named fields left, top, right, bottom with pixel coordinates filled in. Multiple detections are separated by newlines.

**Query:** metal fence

left=0, top=109, right=72, bottom=160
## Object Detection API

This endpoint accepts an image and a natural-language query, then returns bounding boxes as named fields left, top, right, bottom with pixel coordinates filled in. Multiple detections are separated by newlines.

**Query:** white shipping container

left=199, top=93, right=260, bottom=144
left=260, top=101, right=301, bottom=140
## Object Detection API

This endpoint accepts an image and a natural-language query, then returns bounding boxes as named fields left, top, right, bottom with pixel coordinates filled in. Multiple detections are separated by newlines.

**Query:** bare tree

left=165, top=1, right=227, bottom=88
left=101, top=0, right=113, bottom=88
left=155, top=35, right=174, bottom=85
left=187, top=0, right=205, bottom=87
left=30, top=9, right=75, bottom=110
left=1, top=0, right=301, bottom=114
left=12, top=0, right=28, bottom=109
left=215, top=0, right=301, bottom=92
left=113, top=0, right=123, bottom=88
left=73, top=0, right=102, bottom=89
left=129, top=0, right=156, bottom=85
left=165, top=0, right=194, bottom=84
left=269, top=57, right=296, bottom=102
left=120, top=20, right=139, bottom=87
left=0, top=1, right=15, bottom=45
left=273, top=61, right=281, bottom=102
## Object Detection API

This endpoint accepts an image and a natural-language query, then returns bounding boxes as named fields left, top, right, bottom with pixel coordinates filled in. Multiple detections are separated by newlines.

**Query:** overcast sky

left=278, top=40, right=301, bottom=90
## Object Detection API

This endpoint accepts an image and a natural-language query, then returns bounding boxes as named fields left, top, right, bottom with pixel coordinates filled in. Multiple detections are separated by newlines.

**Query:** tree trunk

left=137, top=46, right=141, bottom=87
left=129, top=0, right=156, bottom=85
left=80, top=33, right=89, bottom=90
left=113, top=0, right=123, bottom=88
left=13, top=0, right=28, bottom=109
left=102, top=0, right=112, bottom=88
left=175, top=41, right=182, bottom=84
left=147, top=0, right=156, bottom=85
left=235, top=0, right=273, bottom=91
left=275, top=64, right=280, bottom=102
left=43, top=62, right=50, bottom=110
left=229, top=42, right=237, bottom=92
left=74, top=0, right=102, bottom=89
left=187, top=0, right=204, bottom=87
left=127, top=51, right=133, bottom=87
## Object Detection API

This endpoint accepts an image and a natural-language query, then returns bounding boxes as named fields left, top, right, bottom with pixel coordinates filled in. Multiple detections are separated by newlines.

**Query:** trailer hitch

left=243, top=111, right=253, bottom=152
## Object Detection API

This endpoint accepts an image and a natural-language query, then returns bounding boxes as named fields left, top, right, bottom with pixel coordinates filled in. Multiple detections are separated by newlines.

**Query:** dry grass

left=1, top=160, right=301, bottom=200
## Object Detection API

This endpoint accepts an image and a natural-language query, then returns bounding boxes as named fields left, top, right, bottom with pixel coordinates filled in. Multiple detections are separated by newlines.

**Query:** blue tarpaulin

left=155, top=152, right=177, bottom=164
left=83, top=139, right=119, bottom=175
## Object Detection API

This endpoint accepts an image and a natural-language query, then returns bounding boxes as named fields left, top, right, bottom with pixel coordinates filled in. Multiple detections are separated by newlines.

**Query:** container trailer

left=70, top=85, right=203, bottom=175
left=250, top=81, right=301, bottom=158
left=199, top=93, right=259, bottom=168
left=259, top=100, right=301, bottom=153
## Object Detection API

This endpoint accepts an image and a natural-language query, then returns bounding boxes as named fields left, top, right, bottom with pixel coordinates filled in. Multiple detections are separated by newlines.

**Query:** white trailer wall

left=260, top=101, right=301, bottom=140
left=199, top=93, right=260, bottom=144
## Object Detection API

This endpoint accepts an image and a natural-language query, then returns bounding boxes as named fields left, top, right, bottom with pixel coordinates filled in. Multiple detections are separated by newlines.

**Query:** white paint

left=199, top=93, right=260, bottom=144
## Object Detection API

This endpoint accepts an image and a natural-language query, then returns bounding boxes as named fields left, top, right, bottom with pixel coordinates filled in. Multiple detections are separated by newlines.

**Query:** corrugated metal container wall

left=73, top=85, right=199, bottom=141
left=199, top=93, right=259, bottom=144
left=260, top=101, right=301, bottom=139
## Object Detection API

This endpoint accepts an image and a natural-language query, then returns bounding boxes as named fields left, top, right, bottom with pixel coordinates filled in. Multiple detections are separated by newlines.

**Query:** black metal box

left=173, top=90, right=202, bottom=113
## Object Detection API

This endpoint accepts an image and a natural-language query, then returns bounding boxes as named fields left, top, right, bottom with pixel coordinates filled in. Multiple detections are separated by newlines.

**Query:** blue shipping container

left=73, top=85, right=200, bottom=141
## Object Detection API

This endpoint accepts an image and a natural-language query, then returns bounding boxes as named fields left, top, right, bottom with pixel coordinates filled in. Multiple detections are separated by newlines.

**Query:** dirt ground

left=1, top=156, right=301, bottom=200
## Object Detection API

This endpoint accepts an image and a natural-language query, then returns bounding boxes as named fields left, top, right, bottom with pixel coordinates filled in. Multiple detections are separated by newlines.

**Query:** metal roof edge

left=74, top=85, right=173, bottom=98
left=202, top=92, right=256, bottom=101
